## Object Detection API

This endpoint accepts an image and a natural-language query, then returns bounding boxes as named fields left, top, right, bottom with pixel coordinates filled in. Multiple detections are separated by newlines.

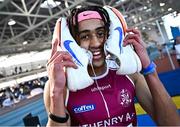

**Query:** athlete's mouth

left=92, top=51, right=102, bottom=60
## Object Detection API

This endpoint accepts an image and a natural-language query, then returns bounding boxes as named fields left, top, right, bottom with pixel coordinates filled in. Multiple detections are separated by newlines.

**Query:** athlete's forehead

left=78, top=19, right=105, bottom=33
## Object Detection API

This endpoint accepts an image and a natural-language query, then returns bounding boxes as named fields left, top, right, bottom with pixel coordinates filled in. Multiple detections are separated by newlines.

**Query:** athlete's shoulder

left=128, top=72, right=144, bottom=85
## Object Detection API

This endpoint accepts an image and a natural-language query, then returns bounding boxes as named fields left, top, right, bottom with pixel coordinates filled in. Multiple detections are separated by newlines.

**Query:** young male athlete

left=44, top=5, right=180, bottom=126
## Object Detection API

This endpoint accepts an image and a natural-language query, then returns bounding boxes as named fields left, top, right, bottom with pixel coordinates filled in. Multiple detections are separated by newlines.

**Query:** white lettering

left=82, top=124, right=88, bottom=127
left=126, top=113, right=131, bottom=121
left=74, top=104, right=95, bottom=113
left=91, top=84, right=111, bottom=92
left=81, top=112, right=135, bottom=126
left=104, top=118, right=111, bottom=126
left=111, top=117, right=118, bottom=125
left=97, top=121, right=103, bottom=126
left=118, top=115, right=123, bottom=122
left=82, top=105, right=86, bottom=110
left=91, top=123, right=96, bottom=127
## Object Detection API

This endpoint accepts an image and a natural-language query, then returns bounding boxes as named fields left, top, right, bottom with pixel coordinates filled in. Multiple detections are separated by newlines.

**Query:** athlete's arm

left=125, top=28, right=180, bottom=125
left=43, top=39, right=77, bottom=126
left=129, top=73, right=155, bottom=119
left=130, top=72, right=180, bottom=125
left=132, top=71, right=180, bottom=125
left=44, top=81, right=71, bottom=126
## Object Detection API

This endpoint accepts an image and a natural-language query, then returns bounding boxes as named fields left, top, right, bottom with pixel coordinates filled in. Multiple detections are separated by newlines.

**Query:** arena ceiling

left=0, top=0, right=179, bottom=55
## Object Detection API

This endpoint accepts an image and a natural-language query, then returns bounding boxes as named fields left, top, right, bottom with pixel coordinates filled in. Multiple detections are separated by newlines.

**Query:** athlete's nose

left=90, top=34, right=101, bottom=48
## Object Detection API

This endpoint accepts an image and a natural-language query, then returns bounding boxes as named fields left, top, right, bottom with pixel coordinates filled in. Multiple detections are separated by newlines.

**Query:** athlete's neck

left=88, top=62, right=107, bottom=77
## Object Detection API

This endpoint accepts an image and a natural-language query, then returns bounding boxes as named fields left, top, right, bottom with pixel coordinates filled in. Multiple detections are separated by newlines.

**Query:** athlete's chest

left=66, top=72, right=136, bottom=126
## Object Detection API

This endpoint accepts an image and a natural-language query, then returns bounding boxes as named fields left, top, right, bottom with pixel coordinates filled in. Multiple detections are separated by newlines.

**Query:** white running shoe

left=104, top=6, right=142, bottom=74
left=60, top=18, right=94, bottom=91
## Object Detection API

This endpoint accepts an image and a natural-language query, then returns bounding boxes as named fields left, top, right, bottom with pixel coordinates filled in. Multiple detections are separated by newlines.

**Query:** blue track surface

left=158, top=68, right=180, bottom=96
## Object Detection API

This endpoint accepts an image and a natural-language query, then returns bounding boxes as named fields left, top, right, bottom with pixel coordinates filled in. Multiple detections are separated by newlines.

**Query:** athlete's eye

left=96, top=28, right=106, bottom=38
left=79, top=34, right=90, bottom=41
left=96, top=30, right=106, bottom=38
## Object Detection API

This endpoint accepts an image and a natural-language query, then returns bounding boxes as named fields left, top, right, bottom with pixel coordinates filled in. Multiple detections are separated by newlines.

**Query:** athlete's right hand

left=47, top=39, right=77, bottom=95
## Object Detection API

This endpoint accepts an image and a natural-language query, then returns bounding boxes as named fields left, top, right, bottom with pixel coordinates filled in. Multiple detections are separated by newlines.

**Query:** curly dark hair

left=67, top=5, right=110, bottom=40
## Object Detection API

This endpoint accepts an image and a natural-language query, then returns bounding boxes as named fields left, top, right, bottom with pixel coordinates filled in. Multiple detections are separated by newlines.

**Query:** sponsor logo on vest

left=82, top=112, right=135, bottom=127
left=91, top=84, right=111, bottom=92
left=74, top=104, right=95, bottom=113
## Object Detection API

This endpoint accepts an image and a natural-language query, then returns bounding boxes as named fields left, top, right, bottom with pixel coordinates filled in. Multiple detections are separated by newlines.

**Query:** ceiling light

left=146, top=8, right=152, bottom=12
left=131, top=15, right=135, bottom=19
left=76, top=5, right=82, bottom=9
left=168, top=8, right=172, bottom=11
left=116, top=0, right=126, bottom=4
left=23, top=41, right=28, bottom=45
left=143, top=6, right=147, bottom=10
left=133, top=18, right=137, bottom=23
left=43, top=27, right=47, bottom=31
left=8, top=19, right=16, bottom=26
left=142, top=26, right=146, bottom=30
left=160, top=3, right=165, bottom=7
left=40, top=0, right=61, bottom=8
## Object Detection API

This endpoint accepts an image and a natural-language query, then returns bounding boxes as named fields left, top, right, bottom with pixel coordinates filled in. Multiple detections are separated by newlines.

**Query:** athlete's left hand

left=123, top=28, right=150, bottom=68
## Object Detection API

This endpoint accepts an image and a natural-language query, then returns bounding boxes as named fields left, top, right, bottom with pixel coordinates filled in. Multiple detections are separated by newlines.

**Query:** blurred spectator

left=0, top=76, right=48, bottom=108
left=2, top=95, right=14, bottom=107
left=174, top=36, right=180, bottom=66
left=13, top=87, right=20, bottom=99
left=12, top=86, right=26, bottom=100
left=19, top=66, right=22, bottom=74
left=37, top=64, right=42, bottom=69
left=30, top=87, right=43, bottom=96
left=15, top=67, right=18, bottom=74
left=157, top=43, right=164, bottom=59
left=18, top=93, right=26, bottom=100
left=5, top=87, right=13, bottom=98
left=22, top=85, right=31, bottom=95
left=0, top=89, right=6, bottom=108
left=0, top=71, right=4, bottom=78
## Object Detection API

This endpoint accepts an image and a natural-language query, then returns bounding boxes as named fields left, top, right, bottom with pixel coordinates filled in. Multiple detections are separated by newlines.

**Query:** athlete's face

left=77, top=19, right=107, bottom=70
